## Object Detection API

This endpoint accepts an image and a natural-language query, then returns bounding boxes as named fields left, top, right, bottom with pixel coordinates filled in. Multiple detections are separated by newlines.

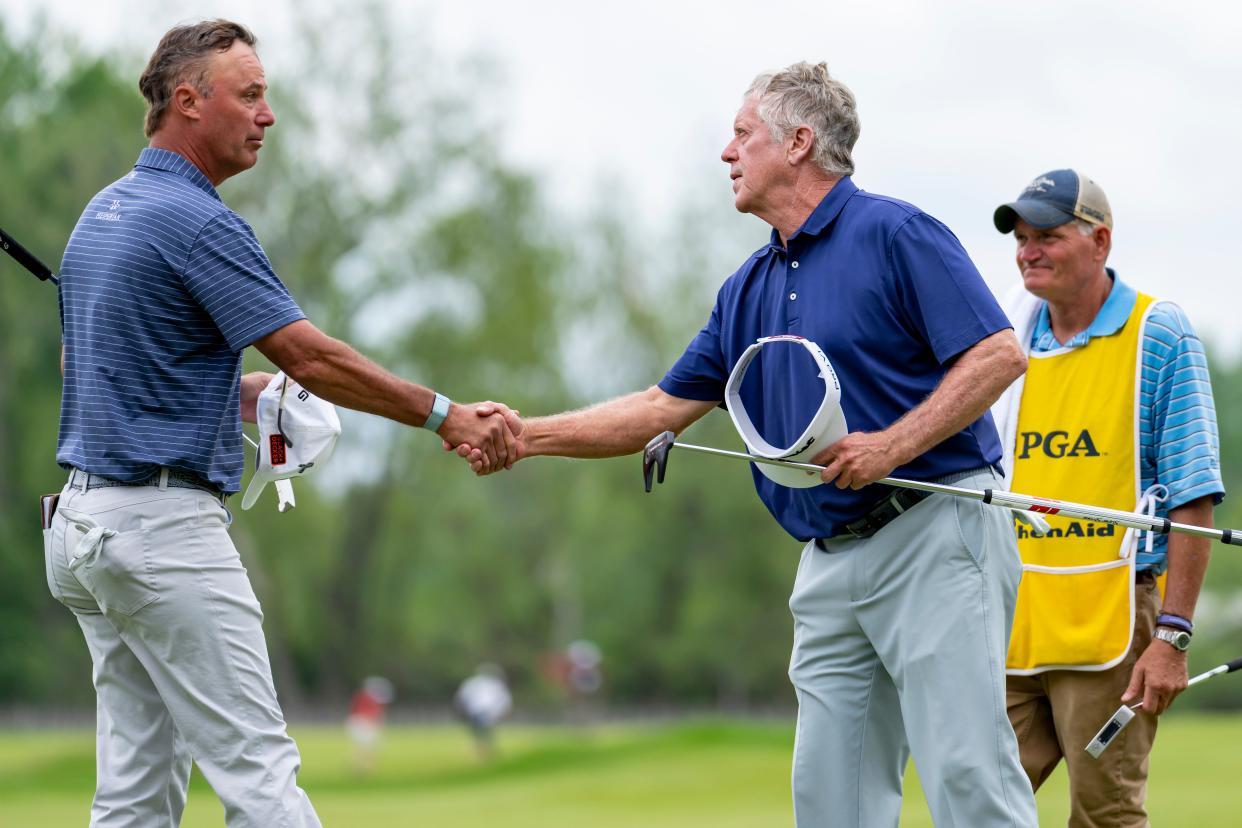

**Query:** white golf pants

left=44, top=472, right=321, bottom=828
left=787, top=468, right=1037, bottom=827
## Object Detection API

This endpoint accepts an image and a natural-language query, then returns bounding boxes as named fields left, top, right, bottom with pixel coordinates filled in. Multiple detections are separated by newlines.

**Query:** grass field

left=1, top=714, right=1238, bottom=826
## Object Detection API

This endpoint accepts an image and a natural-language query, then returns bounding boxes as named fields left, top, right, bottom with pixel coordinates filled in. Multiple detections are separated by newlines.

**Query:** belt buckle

left=845, top=521, right=877, bottom=540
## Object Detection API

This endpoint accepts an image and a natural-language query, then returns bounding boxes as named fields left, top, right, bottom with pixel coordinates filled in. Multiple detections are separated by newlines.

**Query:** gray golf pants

left=44, top=471, right=321, bottom=828
left=788, top=469, right=1037, bottom=827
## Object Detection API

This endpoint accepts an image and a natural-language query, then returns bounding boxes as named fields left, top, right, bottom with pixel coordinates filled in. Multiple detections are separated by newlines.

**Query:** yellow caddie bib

left=1005, top=292, right=1157, bottom=674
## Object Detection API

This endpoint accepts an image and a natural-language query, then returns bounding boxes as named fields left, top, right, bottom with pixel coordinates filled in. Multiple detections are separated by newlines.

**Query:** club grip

left=1220, top=528, right=1242, bottom=546
left=0, top=226, right=55, bottom=282
left=1225, top=657, right=1242, bottom=674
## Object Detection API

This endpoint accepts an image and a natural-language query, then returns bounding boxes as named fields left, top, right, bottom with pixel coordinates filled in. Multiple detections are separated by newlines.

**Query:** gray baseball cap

left=994, top=169, right=1113, bottom=233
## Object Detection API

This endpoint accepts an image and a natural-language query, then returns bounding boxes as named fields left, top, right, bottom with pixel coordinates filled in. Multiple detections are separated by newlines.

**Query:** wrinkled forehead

left=206, top=41, right=265, bottom=86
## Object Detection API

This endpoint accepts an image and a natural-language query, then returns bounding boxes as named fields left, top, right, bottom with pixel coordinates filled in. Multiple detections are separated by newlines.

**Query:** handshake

left=438, top=400, right=525, bottom=475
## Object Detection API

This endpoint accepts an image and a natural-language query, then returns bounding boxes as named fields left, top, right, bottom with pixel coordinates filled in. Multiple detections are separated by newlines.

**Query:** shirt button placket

left=786, top=256, right=799, bottom=327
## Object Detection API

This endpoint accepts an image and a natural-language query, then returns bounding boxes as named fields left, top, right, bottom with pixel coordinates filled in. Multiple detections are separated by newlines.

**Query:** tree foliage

left=1, top=14, right=1238, bottom=715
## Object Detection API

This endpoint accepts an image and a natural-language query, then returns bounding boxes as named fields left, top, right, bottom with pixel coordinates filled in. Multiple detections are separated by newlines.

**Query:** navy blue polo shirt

left=57, top=148, right=305, bottom=492
left=660, top=177, right=1010, bottom=540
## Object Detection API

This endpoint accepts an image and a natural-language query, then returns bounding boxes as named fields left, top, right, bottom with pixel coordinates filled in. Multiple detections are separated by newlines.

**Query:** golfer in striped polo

left=46, top=19, right=518, bottom=826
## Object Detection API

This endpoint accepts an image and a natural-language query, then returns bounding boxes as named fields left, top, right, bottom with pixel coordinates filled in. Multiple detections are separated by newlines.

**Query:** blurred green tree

left=2, top=8, right=1237, bottom=717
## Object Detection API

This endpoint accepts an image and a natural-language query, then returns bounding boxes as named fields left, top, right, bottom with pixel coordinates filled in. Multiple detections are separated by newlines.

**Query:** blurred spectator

left=540, top=640, right=604, bottom=724
left=346, top=676, right=394, bottom=774
left=454, top=663, right=512, bottom=760
left=566, top=639, right=603, bottom=697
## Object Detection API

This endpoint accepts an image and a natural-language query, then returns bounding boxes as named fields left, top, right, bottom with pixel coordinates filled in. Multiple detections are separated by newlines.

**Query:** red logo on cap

left=269, top=434, right=287, bottom=466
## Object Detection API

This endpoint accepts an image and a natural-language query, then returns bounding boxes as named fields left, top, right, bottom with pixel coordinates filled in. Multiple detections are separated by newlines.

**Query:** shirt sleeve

left=658, top=298, right=729, bottom=402
left=182, top=211, right=306, bottom=352
left=888, top=213, right=1013, bottom=364
left=1142, top=303, right=1225, bottom=510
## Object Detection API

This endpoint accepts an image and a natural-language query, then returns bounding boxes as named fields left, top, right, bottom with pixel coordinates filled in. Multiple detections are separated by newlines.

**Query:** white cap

left=241, top=372, right=341, bottom=510
left=725, top=335, right=849, bottom=488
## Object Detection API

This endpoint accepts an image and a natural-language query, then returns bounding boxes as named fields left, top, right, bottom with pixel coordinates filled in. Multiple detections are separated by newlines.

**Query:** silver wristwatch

left=1154, top=626, right=1192, bottom=652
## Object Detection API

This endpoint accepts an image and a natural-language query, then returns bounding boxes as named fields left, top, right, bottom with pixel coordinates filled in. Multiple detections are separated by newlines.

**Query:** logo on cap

left=1024, top=176, right=1056, bottom=194
left=269, top=434, right=287, bottom=465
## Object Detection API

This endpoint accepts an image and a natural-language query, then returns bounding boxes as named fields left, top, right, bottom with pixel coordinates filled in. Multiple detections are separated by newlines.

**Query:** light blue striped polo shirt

left=1030, top=271, right=1225, bottom=572
left=57, top=148, right=305, bottom=493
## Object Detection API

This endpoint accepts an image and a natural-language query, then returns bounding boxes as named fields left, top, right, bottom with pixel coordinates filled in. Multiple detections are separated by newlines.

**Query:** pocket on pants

left=953, top=497, right=988, bottom=572
left=43, top=523, right=66, bottom=603
left=67, top=522, right=160, bottom=616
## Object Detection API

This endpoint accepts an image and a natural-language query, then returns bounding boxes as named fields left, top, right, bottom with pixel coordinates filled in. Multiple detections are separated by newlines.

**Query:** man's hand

left=1122, top=638, right=1189, bottom=715
left=812, top=431, right=903, bottom=490
left=438, top=401, right=523, bottom=474
left=240, top=371, right=275, bottom=424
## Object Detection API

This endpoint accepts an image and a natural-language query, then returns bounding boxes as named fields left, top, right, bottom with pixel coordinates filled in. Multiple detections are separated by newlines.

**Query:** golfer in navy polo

left=45, top=20, right=518, bottom=827
left=460, top=62, right=1038, bottom=826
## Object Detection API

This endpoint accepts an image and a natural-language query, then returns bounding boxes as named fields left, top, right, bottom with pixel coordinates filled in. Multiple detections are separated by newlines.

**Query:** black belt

left=816, top=467, right=992, bottom=547
left=839, top=487, right=931, bottom=542
left=68, top=467, right=225, bottom=500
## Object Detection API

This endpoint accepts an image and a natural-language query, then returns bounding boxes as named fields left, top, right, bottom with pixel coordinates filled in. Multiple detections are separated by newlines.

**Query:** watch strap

left=423, top=392, right=451, bottom=433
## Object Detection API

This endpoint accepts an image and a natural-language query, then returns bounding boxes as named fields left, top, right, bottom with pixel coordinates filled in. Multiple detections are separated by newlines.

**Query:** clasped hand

left=438, top=401, right=524, bottom=475
left=811, top=431, right=901, bottom=490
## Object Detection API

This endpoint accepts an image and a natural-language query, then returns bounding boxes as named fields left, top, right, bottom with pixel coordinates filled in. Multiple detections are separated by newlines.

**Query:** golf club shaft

left=0, top=225, right=58, bottom=285
left=668, top=440, right=1242, bottom=546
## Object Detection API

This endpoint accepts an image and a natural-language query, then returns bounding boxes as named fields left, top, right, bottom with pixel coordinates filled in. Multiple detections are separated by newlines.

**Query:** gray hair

left=138, top=20, right=257, bottom=137
left=746, top=62, right=860, bottom=177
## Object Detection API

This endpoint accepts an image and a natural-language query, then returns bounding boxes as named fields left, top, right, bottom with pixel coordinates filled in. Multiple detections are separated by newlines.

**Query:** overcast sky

left=10, top=0, right=1242, bottom=354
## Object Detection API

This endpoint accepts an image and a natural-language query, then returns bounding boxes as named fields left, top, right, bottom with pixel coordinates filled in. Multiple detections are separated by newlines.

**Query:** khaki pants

left=44, top=471, right=321, bottom=828
left=1006, top=576, right=1161, bottom=828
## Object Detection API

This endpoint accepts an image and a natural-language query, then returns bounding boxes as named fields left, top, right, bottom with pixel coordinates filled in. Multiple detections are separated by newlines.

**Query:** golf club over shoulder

left=1, top=224, right=58, bottom=284
left=643, top=431, right=1242, bottom=547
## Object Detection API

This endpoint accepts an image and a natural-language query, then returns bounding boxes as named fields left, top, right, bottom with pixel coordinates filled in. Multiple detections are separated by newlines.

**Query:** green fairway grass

left=1, top=714, right=1238, bottom=826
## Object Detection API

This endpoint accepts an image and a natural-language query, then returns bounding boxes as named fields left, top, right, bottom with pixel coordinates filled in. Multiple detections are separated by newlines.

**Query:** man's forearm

left=522, top=386, right=716, bottom=459
left=255, top=321, right=436, bottom=427
left=1160, top=497, right=1214, bottom=620
left=884, top=329, right=1026, bottom=466
left=288, top=337, right=434, bottom=427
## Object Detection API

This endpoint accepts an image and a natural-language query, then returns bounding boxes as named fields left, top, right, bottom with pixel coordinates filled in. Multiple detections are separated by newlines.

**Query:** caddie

left=45, top=19, right=517, bottom=826
left=992, top=169, right=1225, bottom=826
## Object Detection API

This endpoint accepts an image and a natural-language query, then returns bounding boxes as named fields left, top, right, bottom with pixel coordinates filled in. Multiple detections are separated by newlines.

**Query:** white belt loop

left=82, top=470, right=91, bottom=489
left=1135, top=483, right=1169, bottom=557
left=157, top=468, right=170, bottom=491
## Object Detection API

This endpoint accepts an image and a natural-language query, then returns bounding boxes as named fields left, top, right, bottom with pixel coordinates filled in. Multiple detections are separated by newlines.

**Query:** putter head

left=1084, top=703, right=1136, bottom=759
left=643, top=431, right=675, bottom=493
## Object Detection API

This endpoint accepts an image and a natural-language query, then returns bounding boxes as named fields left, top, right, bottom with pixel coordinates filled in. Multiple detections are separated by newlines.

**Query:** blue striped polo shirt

left=1029, top=272, right=1225, bottom=572
left=56, top=148, right=305, bottom=493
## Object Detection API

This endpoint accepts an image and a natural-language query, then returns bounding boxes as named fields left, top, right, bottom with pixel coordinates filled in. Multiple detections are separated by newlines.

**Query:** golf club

left=642, top=431, right=1242, bottom=547
left=1084, top=657, right=1242, bottom=758
left=1, top=225, right=59, bottom=284
left=4, top=223, right=298, bottom=513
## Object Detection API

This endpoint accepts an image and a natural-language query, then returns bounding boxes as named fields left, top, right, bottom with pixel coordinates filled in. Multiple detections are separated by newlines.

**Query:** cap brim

left=993, top=199, right=1074, bottom=233
left=240, top=469, right=272, bottom=510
